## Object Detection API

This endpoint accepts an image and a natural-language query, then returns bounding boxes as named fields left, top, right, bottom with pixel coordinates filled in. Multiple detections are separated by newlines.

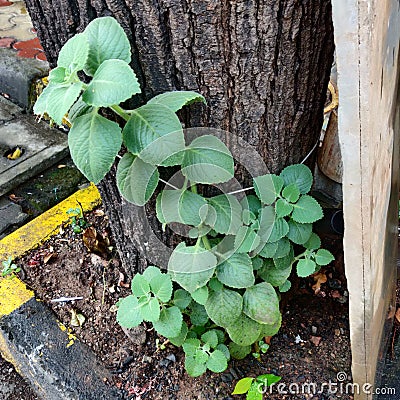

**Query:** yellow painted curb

left=0, top=277, right=34, bottom=317
left=0, top=183, right=101, bottom=261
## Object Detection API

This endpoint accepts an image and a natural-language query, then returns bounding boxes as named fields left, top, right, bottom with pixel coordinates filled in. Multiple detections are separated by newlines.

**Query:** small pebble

left=166, top=354, right=176, bottom=363
left=311, top=326, right=317, bottom=334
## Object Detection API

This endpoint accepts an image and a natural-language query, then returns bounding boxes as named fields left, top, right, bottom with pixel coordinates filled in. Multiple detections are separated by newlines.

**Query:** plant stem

left=201, top=235, right=212, bottom=251
left=190, top=184, right=198, bottom=194
left=110, top=105, right=130, bottom=122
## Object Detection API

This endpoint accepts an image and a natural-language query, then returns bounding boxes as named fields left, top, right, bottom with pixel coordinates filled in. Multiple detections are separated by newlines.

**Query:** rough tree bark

left=25, top=0, right=335, bottom=275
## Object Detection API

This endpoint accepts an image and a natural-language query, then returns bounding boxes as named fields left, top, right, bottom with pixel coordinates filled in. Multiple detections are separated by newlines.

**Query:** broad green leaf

left=168, top=243, right=217, bottom=293
left=84, top=16, right=131, bottom=76
left=252, top=257, right=264, bottom=271
left=201, top=330, right=218, bottom=348
left=296, top=258, right=317, bottom=277
left=258, top=314, right=282, bottom=338
left=189, top=302, right=209, bottom=326
left=182, top=338, right=201, bottom=356
left=207, top=349, right=228, bottom=373
left=34, top=81, right=83, bottom=125
left=216, top=253, right=255, bottom=289
left=257, top=242, right=278, bottom=258
left=273, top=247, right=294, bottom=270
left=232, top=377, right=254, bottom=394
left=258, top=263, right=292, bottom=287
left=228, top=342, right=252, bottom=360
left=234, top=226, right=261, bottom=253
left=247, top=382, right=263, bottom=400
left=279, top=280, right=292, bottom=292
left=191, top=286, right=209, bottom=305
left=181, top=135, right=234, bottom=184
left=279, top=164, right=313, bottom=194
left=282, top=183, right=300, bottom=203
left=274, top=237, right=291, bottom=258
left=205, top=194, right=242, bottom=235
left=156, top=189, right=207, bottom=227
left=257, top=374, right=282, bottom=386
left=116, top=295, right=142, bottom=328
left=241, top=195, right=262, bottom=216
left=267, top=218, right=289, bottom=243
left=68, top=112, right=122, bottom=183
left=303, top=232, right=321, bottom=250
left=185, top=356, right=207, bottom=377
left=49, top=67, right=67, bottom=83
left=83, top=59, right=140, bottom=107
left=139, top=297, right=160, bottom=322
left=226, top=313, right=262, bottom=346
left=169, top=321, right=188, bottom=346
left=205, top=287, right=243, bottom=328
left=148, top=90, right=206, bottom=112
left=291, top=195, right=323, bottom=223
left=216, top=343, right=230, bottom=360
left=67, top=96, right=94, bottom=123
left=131, top=274, right=150, bottom=296
left=142, top=265, right=162, bottom=281
left=153, top=306, right=183, bottom=338
left=149, top=273, right=173, bottom=302
left=253, top=174, right=284, bottom=205
left=315, top=249, right=335, bottom=266
left=256, top=206, right=275, bottom=245
left=116, top=153, right=159, bottom=206
left=287, top=219, right=312, bottom=244
left=275, top=198, right=293, bottom=218
left=208, top=277, right=223, bottom=292
left=172, top=289, right=192, bottom=310
left=58, top=33, right=88, bottom=71
left=243, top=282, right=280, bottom=325
left=194, top=348, right=208, bottom=364
left=123, top=103, right=184, bottom=166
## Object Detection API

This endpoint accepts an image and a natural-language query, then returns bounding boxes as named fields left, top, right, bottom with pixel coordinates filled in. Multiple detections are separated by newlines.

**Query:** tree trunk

left=26, top=0, right=334, bottom=275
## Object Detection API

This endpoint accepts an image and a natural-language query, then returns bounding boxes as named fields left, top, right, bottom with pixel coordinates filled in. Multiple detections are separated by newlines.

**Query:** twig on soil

left=51, top=296, right=83, bottom=303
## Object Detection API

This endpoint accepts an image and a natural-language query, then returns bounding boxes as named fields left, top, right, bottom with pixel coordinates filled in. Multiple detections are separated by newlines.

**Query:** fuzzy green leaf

left=291, top=195, right=323, bottom=223
left=282, top=183, right=300, bottom=203
left=189, top=302, right=209, bottom=326
left=168, top=243, right=217, bottom=293
left=83, top=59, right=140, bottom=107
left=275, top=198, right=293, bottom=218
left=257, top=242, right=278, bottom=258
left=116, top=295, right=142, bottom=328
left=243, top=282, right=280, bottom=325
left=296, top=259, right=317, bottom=277
left=34, top=82, right=83, bottom=125
left=229, top=342, right=252, bottom=360
left=181, top=135, right=234, bottom=184
left=185, top=356, right=207, bottom=377
left=216, top=253, right=255, bottom=289
left=267, top=218, right=289, bottom=243
left=226, top=313, right=262, bottom=346
left=279, top=164, right=313, bottom=194
left=116, top=153, right=159, bottom=206
left=191, top=286, right=209, bottom=305
left=123, top=103, right=184, bottom=166
left=149, top=273, right=173, bottom=302
left=207, top=349, right=228, bottom=373
left=258, top=263, right=292, bottom=287
left=315, top=249, right=335, bottom=266
left=131, top=274, right=150, bottom=296
left=279, top=280, right=292, bottom=292
left=303, top=232, right=321, bottom=250
left=253, top=174, right=284, bottom=205
left=153, top=306, right=183, bottom=338
left=139, top=297, right=160, bottom=322
left=68, top=111, right=122, bottom=183
left=287, top=219, right=312, bottom=245
left=205, top=287, right=243, bottom=328
left=205, top=194, right=242, bottom=235
left=273, top=247, right=294, bottom=270
left=58, top=33, right=89, bottom=71
left=84, top=16, right=131, bottom=76
left=142, top=266, right=162, bottom=281
left=258, top=314, right=282, bottom=338
left=234, top=226, right=261, bottom=253
left=169, top=322, right=188, bottom=346
left=172, top=289, right=192, bottom=310
left=156, top=189, right=207, bottom=227
left=216, top=343, right=230, bottom=360
left=274, top=238, right=291, bottom=258
left=148, top=90, right=206, bottom=112
left=201, top=330, right=219, bottom=348
left=241, top=195, right=262, bottom=216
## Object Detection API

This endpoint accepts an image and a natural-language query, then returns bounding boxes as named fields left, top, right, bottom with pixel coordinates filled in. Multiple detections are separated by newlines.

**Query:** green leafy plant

left=66, top=207, right=88, bottom=233
left=34, top=16, right=335, bottom=378
left=1, top=257, right=20, bottom=279
left=232, top=374, right=281, bottom=400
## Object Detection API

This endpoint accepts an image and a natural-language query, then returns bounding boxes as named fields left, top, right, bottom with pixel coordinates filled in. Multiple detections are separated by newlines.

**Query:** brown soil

left=15, top=207, right=352, bottom=400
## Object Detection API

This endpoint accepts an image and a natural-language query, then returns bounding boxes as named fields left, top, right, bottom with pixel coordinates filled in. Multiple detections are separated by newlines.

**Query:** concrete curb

left=0, top=184, right=122, bottom=399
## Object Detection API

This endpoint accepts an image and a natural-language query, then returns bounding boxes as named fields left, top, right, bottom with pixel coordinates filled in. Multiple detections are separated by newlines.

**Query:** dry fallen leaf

left=43, top=252, right=57, bottom=264
left=82, top=226, right=109, bottom=256
left=312, top=272, right=327, bottom=294
left=70, top=309, right=85, bottom=327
